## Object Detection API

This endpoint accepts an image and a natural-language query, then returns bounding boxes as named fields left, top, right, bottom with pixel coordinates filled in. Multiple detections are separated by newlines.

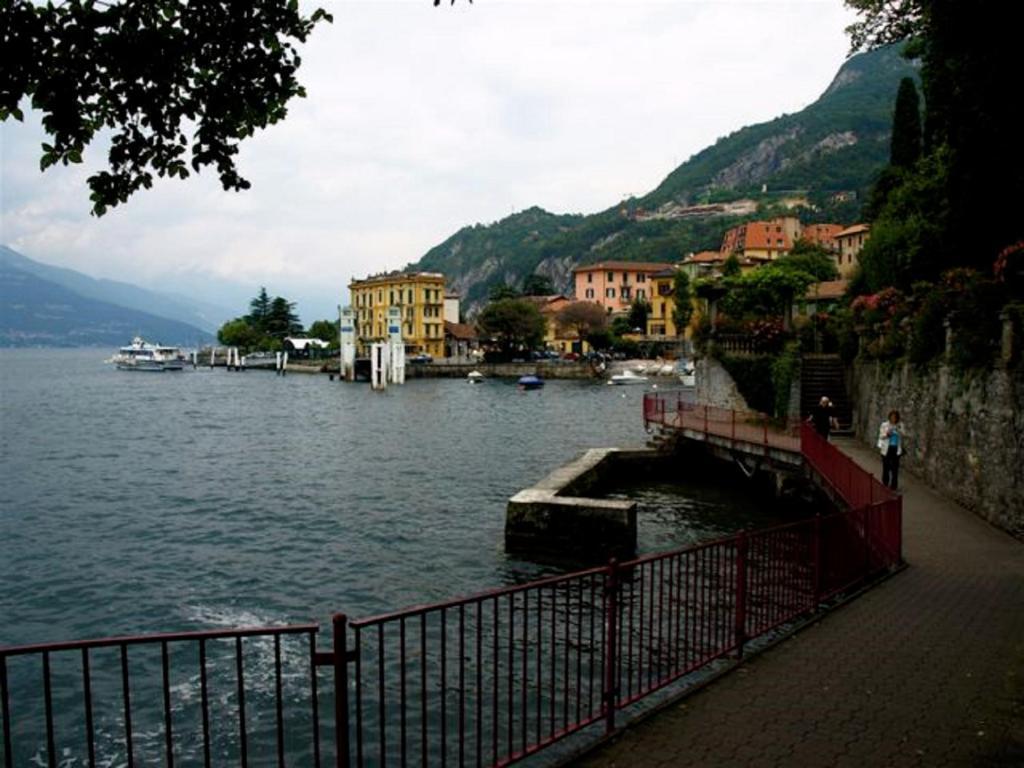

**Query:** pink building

left=572, top=261, right=675, bottom=313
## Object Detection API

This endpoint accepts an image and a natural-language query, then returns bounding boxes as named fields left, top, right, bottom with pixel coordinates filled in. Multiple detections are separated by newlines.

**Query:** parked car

left=408, top=353, right=433, bottom=364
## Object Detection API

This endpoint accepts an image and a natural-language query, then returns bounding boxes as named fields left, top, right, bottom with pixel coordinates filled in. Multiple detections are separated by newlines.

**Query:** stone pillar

left=1000, top=310, right=1014, bottom=367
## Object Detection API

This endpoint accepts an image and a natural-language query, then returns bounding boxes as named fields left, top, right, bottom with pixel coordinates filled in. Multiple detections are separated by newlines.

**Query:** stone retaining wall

left=851, top=361, right=1024, bottom=536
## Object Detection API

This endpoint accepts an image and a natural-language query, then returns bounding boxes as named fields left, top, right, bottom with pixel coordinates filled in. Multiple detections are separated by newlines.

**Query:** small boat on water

left=610, top=369, right=649, bottom=385
left=108, top=337, right=186, bottom=371
left=467, top=370, right=485, bottom=383
left=517, top=375, right=544, bottom=390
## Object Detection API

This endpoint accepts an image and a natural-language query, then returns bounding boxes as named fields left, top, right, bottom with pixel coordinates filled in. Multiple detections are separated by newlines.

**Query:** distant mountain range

left=410, top=45, right=918, bottom=312
left=0, top=246, right=217, bottom=347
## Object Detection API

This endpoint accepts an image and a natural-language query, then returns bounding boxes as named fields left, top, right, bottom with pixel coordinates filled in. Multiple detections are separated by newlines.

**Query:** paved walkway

left=575, top=439, right=1024, bottom=767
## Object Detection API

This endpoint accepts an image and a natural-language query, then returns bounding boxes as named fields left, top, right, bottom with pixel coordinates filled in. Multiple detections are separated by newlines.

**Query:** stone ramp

left=571, top=438, right=1024, bottom=767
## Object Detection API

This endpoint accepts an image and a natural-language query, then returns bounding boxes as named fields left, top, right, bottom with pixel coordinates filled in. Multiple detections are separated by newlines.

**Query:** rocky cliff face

left=410, top=45, right=918, bottom=314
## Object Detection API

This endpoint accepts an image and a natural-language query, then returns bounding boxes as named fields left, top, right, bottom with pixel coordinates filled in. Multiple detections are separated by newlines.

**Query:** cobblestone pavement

left=574, top=439, right=1024, bottom=767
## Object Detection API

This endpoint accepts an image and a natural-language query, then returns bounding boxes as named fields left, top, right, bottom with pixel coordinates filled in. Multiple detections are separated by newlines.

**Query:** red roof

left=573, top=261, right=675, bottom=273
left=836, top=224, right=870, bottom=238
left=444, top=321, right=477, bottom=340
left=687, top=251, right=724, bottom=263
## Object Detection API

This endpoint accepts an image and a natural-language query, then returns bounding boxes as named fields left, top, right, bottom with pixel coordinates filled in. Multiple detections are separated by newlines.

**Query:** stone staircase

left=800, top=354, right=853, bottom=433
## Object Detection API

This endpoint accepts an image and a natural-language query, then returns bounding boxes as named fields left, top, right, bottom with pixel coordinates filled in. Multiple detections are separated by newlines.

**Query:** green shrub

left=770, top=342, right=801, bottom=420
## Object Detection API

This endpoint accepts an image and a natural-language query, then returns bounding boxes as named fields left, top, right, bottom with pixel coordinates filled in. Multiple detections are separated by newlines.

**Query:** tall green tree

left=2, top=1, right=334, bottom=215
left=847, top=0, right=1024, bottom=278
left=476, top=299, right=546, bottom=353
left=890, top=77, right=922, bottom=168
left=217, top=318, right=261, bottom=349
left=555, top=301, right=608, bottom=340
left=627, top=299, right=651, bottom=331
left=248, top=287, right=272, bottom=332
left=308, top=319, right=339, bottom=344
left=672, top=271, right=694, bottom=335
left=265, top=296, right=302, bottom=340
left=488, top=283, right=521, bottom=301
left=522, top=274, right=555, bottom=296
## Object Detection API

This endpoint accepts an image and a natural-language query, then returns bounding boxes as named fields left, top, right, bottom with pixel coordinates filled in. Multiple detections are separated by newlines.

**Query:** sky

left=0, top=0, right=858, bottom=325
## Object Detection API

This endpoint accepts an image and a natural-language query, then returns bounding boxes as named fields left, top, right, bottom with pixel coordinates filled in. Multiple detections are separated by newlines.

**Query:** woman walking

left=877, top=410, right=903, bottom=490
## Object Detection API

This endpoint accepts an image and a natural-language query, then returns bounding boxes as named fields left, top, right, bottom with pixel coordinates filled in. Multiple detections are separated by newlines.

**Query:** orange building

left=799, top=223, right=844, bottom=252
left=572, top=261, right=675, bottom=313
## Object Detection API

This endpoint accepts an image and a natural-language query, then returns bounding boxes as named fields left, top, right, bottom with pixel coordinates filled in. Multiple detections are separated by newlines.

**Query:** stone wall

left=851, top=361, right=1024, bottom=536
left=695, top=357, right=752, bottom=411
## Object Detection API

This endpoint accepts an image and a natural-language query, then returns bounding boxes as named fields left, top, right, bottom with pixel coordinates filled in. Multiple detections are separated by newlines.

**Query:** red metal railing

left=3, top=400, right=902, bottom=768
left=643, top=392, right=801, bottom=454
left=1, top=624, right=323, bottom=768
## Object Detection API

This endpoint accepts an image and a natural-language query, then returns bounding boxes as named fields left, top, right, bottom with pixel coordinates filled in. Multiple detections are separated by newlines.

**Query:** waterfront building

left=444, top=320, right=479, bottom=360
left=349, top=271, right=446, bottom=359
left=572, top=261, right=675, bottom=313
left=835, top=224, right=871, bottom=278
left=524, top=295, right=590, bottom=354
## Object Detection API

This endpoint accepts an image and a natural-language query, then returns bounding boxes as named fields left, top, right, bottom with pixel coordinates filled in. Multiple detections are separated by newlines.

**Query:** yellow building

left=349, top=271, right=446, bottom=358
left=647, top=268, right=680, bottom=338
left=646, top=267, right=703, bottom=339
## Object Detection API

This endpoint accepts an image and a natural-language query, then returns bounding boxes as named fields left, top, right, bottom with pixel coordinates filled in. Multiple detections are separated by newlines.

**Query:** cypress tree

left=890, top=77, right=922, bottom=168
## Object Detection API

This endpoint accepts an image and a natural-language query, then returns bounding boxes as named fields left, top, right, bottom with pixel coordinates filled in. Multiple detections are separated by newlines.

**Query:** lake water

left=1, top=349, right=785, bottom=648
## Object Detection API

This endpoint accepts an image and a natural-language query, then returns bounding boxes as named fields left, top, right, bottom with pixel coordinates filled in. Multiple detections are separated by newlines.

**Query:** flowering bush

left=746, top=317, right=786, bottom=352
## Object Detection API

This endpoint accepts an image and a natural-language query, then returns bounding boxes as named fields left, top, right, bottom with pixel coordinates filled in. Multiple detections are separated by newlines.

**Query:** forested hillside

left=412, top=45, right=918, bottom=312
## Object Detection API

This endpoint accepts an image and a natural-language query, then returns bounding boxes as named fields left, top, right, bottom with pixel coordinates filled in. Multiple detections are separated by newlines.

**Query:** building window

left=607, top=272, right=614, bottom=281
left=585, top=288, right=594, bottom=299
left=606, top=287, right=615, bottom=298
left=637, top=273, right=646, bottom=283
left=621, top=287, right=631, bottom=300
left=621, top=272, right=628, bottom=283
left=637, top=288, right=645, bottom=299
left=587, top=273, right=593, bottom=284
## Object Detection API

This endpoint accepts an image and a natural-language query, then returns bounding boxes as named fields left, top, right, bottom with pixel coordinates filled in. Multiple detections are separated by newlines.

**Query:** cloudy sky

left=0, top=0, right=857, bottom=324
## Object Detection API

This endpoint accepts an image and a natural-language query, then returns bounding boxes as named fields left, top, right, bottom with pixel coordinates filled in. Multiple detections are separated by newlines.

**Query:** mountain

left=0, top=260, right=213, bottom=347
left=411, top=45, right=918, bottom=312
left=0, top=245, right=232, bottom=333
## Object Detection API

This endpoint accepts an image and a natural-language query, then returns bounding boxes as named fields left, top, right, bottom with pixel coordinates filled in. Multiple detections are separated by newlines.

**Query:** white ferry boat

left=109, top=337, right=186, bottom=371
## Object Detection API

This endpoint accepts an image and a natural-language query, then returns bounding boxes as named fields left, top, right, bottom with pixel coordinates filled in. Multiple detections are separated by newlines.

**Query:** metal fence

left=643, top=392, right=801, bottom=453
left=1, top=624, right=323, bottom=767
left=2, top=405, right=902, bottom=768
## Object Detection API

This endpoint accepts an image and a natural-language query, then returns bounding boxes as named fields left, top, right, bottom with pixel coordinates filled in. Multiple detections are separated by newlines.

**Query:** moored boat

left=517, top=375, right=544, bottom=390
left=109, top=337, right=186, bottom=371
left=610, top=369, right=649, bottom=385
left=467, top=370, right=485, bottom=383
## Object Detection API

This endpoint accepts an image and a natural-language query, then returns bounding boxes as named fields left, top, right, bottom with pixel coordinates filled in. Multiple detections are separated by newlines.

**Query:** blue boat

left=517, top=375, right=544, bottom=390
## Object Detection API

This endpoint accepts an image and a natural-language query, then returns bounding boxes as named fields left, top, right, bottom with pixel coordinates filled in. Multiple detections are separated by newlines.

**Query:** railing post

left=603, top=559, right=620, bottom=735
left=703, top=405, right=709, bottom=436
left=734, top=532, right=748, bottom=658
left=812, top=514, right=822, bottom=606
left=332, top=614, right=351, bottom=768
